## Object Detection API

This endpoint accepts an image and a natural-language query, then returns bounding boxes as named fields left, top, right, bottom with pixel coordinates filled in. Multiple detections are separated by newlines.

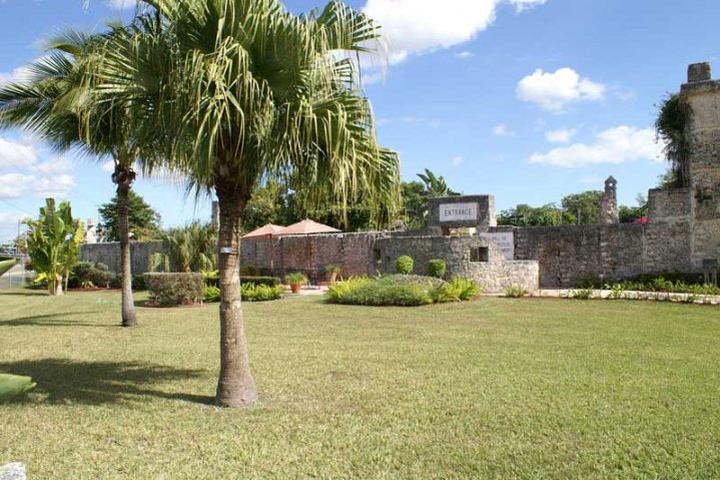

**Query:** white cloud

left=529, top=126, right=662, bottom=168
left=452, top=156, right=464, bottom=166
left=492, top=124, right=516, bottom=137
left=517, top=68, right=605, bottom=113
left=545, top=128, right=577, bottom=143
left=106, top=0, right=136, bottom=9
left=455, top=51, right=474, bottom=59
left=510, top=0, right=547, bottom=12
left=0, top=138, right=37, bottom=169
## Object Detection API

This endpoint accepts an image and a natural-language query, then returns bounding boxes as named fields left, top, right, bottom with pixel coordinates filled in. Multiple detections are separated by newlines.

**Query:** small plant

left=203, top=285, right=221, bottom=303
left=144, top=273, right=204, bottom=307
left=241, top=283, right=284, bottom=302
left=606, top=283, right=625, bottom=300
left=395, top=255, right=414, bottom=275
left=325, top=264, right=342, bottom=284
left=570, top=288, right=594, bottom=300
left=505, top=286, right=528, bottom=298
left=284, top=272, right=309, bottom=293
left=428, top=259, right=446, bottom=279
left=432, top=278, right=481, bottom=302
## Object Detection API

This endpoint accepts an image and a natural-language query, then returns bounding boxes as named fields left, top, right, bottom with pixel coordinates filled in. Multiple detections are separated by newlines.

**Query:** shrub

left=240, top=264, right=260, bottom=276
left=242, top=283, right=284, bottom=302
left=606, top=283, right=625, bottom=300
left=395, top=255, right=414, bottom=275
left=0, top=374, right=36, bottom=402
left=241, top=276, right=281, bottom=287
left=132, top=275, right=147, bottom=291
left=68, top=261, right=114, bottom=289
left=505, top=286, right=528, bottom=298
left=144, top=273, right=204, bottom=307
left=432, top=278, right=481, bottom=303
left=570, top=288, right=594, bottom=300
left=284, top=272, right=308, bottom=286
left=327, top=275, right=478, bottom=307
left=428, top=259, right=446, bottom=279
left=203, top=285, right=221, bottom=303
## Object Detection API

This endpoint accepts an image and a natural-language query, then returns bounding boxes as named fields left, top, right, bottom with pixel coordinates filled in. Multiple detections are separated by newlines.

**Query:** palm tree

left=149, top=222, right=217, bottom=273
left=655, top=94, right=692, bottom=188
left=95, top=0, right=401, bottom=407
left=418, top=169, right=459, bottom=197
left=0, top=31, right=144, bottom=327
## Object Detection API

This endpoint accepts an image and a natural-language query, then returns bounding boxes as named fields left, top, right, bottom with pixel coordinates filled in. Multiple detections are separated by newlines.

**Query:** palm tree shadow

left=0, top=312, right=106, bottom=327
left=0, top=359, right=213, bottom=406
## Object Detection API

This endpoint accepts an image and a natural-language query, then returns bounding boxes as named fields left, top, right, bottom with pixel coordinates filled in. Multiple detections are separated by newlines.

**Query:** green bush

left=326, top=275, right=478, bottom=307
left=505, top=286, right=529, bottom=298
left=284, top=272, right=308, bottom=286
left=68, top=261, right=114, bottom=289
left=240, top=276, right=281, bottom=287
left=132, top=275, right=147, bottom=291
left=395, top=255, right=414, bottom=275
left=204, top=283, right=283, bottom=303
left=242, top=283, right=284, bottom=302
left=240, top=264, right=260, bottom=276
left=428, top=259, right=446, bottom=279
left=606, top=283, right=625, bottom=300
left=144, top=272, right=204, bottom=307
left=570, top=288, right=594, bottom=300
left=606, top=277, right=720, bottom=296
left=203, top=285, right=221, bottom=303
left=0, top=258, right=17, bottom=277
left=432, top=278, right=481, bottom=303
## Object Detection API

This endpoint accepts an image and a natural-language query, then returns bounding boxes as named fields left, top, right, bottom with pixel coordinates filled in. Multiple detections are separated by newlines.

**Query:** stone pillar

left=599, top=176, right=619, bottom=224
left=680, top=61, right=720, bottom=268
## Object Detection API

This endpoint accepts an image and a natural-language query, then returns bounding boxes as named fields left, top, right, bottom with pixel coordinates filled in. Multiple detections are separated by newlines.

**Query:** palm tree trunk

left=215, top=189, right=258, bottom=408
left=117, top=179, right=137, bottom=328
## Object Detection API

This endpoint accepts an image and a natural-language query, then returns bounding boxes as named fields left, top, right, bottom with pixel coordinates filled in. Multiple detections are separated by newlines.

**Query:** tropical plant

left=0, top=30, right=148, bottom=326
left=23, top=198, right=85, bottom=296
left=396, top=255, right=414, bottom=275
left=505, top=285, right=529, bottom=298
left=284, top=273, right=309, bottom=286
left=325, top=263, right=341, bottom=284
left=149, top=222, right=217, bottom=273
left=90, top=0, right=401, bottom=406
left=656, top=94, right=692, bottom=188
left=417, top=169, right=459, bottom=198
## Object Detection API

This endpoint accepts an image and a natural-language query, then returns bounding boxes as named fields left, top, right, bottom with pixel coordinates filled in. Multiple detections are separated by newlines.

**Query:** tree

left=402, top=181, right=428, bottom=230
left=656, top=94, right=691, bottom=188
left=0, top=30, right=145, bottom=327
left=23, top=198, right=84, bottom=296
left=560, top=190, right=603, bottom=225
left=98, top=190, right=162, bottom=241
left=498, top=204, right=564, bottom=227
left=96, top=0, right=401, bottom=407
left=417, top=169, right=459, bottom=198
left=149, top=222, right=217, bottom=273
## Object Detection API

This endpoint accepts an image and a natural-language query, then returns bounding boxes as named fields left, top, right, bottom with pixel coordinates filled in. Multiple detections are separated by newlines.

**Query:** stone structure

left=80, top=63, right=720, bottom=291
left=598, top=176, right=619, bottom=225
left=81, top=241, right=164, bottom=274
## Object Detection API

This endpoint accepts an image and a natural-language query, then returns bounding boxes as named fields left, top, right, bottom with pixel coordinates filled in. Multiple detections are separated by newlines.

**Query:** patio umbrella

left=280, top=219, right=341, bottom=235
left=242, top=223, right=287, bottom=239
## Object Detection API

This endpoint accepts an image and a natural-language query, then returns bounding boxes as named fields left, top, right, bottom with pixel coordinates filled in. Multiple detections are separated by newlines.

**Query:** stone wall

left=374, top=235, right=538, bottom=293
left=241, top=233, right=378, bottom=282
left=80, top=241, right=164, bottom=274
left=513, top=222, right=694, bottom=287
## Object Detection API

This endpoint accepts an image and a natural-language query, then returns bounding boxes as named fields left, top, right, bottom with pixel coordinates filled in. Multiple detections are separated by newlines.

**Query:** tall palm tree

left=0, top=31, right=143, bottom=327
left=96, top=0, right=401, bottom=407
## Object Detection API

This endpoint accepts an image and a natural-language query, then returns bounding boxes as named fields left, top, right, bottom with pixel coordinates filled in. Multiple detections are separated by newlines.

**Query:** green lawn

left=1, top=290, right=719, bottom=479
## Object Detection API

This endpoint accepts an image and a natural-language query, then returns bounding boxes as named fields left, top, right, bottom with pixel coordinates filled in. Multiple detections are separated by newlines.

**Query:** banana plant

left=24, top=198, right=85, bottom=296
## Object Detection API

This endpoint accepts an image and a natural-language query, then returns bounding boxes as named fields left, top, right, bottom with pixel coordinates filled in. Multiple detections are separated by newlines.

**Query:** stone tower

left=599, top=176, right=619, bottom=224
left=680, top=62, right=720, bottom=268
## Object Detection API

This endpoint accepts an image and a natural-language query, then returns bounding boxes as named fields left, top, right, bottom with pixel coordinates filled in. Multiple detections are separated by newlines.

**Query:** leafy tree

left=561, top=190, right=603, bottom=225
left=498, top=204, right=564, bottom=227
left=242, top=180, right=299, bottom=233
left=149, top=222, right=216, bottom=273
left=95, top=0, right=401, bottom=407
left=0, top=30, right=147, bottom=327
left=619, top=195, right=648, bottom=223
left=23, top=198, right=84, bottom=296
left=656, top=94, right=691, bottom=188
left=402, top=181, right=428, bottom=230
left=417, top=169, right=459, bottom=198
left=98, top=190, right=162, bottom=241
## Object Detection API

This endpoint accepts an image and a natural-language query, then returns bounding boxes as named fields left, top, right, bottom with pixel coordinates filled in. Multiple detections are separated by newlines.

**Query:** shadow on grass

left=0, top=358, right=213, bottom=405
left=0, top=312, right=106, bottom=327
left=0, top=290, right=48, bottom=297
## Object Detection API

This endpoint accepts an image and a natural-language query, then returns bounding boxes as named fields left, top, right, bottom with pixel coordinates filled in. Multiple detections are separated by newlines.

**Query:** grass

left=1, top=290, right=719, bottom=479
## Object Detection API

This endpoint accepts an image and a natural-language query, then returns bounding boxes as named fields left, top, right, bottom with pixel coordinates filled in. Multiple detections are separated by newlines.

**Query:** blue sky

left=1, top=0, right=719, bottom=240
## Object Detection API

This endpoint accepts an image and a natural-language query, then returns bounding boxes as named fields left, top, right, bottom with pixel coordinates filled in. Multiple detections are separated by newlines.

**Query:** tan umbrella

left=280, top=219, right=341, bottom=235
left=242, top=223, right=287, bottom=239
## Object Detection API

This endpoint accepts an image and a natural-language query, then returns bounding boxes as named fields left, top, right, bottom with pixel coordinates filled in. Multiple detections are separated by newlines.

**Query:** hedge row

left=144, top=273, right=204, bottom=307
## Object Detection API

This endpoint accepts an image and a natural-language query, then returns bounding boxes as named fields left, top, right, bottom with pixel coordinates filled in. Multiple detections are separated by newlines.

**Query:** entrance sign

left=440, top=203, right=478, bottom=223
